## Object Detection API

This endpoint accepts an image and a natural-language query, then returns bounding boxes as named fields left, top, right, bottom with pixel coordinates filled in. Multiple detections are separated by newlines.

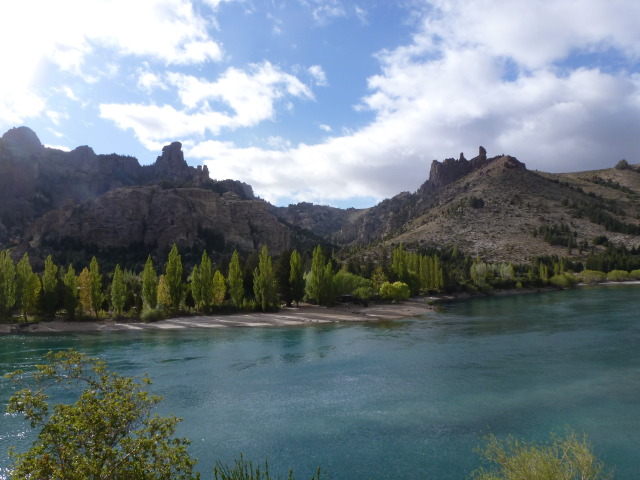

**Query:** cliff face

left=0, top=127, right=280, bottom=263
left=29, top=186, right=290, bottom=255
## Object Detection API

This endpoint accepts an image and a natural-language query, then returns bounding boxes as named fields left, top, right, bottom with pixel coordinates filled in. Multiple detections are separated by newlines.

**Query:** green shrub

left=630, top=269, right=640, bottom=279
left=213, top=454, right=324, bottom=480
left=578, top=269, right=606, bottom=284
left=607, top=269, right=631, bottom=282
left=141, top=306, right=165, bottom=323
left=470, top=431, right=612, bottom=480
left=549, top=273, right=578, bottom=289
left=379, top=281, right=410, bottom=302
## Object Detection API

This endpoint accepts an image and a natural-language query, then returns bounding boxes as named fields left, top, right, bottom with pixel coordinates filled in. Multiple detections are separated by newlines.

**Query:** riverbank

left=0, top=299, right=434, bottom=334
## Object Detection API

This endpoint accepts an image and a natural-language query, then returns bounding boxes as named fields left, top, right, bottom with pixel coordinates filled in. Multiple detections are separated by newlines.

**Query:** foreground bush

left=5, top=350, right=199, bottom=480
left=470, top=431, right=612, bottom=480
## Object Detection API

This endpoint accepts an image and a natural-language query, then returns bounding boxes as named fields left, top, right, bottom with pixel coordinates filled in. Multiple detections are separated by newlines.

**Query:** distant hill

left=2, top=127, right=639, bottom=269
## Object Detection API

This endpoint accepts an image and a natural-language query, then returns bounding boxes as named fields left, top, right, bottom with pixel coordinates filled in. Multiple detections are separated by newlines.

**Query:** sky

left=2, top=0, right=640, bottom=208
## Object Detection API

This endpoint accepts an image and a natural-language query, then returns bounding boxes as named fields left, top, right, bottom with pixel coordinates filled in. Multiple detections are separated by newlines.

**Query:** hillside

left=2, top=126, right=640, bottom=269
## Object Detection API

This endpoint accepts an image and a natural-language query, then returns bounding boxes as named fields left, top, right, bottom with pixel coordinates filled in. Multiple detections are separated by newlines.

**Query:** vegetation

left=5, top=350, right=199, bottom=480
left=470, top=431, right=612, bottom=480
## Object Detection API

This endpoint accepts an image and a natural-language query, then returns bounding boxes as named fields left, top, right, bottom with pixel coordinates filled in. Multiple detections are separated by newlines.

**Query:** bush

left=630, top=269, right=640, bottom=280
left=352, top=286, right=374, bottom=306
left=213, top=454, right=324, bottom=480
left=549, top=273, right=579, bottom=289
left=578, top=269, right=606, bottom=284
left=607, top=269, right=631, bottom=282
left=379, top=281, right=410, bottom=302
left=141, top=306, right=165, bottom=323
left=470, top=431, right=612, bottom=480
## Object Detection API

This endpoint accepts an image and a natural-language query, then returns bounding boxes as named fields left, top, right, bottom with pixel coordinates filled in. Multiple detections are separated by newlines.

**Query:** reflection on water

left=1, top=284, right=640, bottom=479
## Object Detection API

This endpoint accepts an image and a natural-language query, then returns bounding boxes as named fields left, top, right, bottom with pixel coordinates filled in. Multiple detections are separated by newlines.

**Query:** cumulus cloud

left=188, top=0, right=640, bottom=206
left=0, top=0, right=227, bottom=130
left=101, top=62, right=315, bottom=149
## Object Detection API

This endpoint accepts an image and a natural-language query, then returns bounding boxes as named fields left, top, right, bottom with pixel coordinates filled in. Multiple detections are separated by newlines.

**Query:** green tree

left=62, top=264, right=79, bottom=320
left=306, top=246, right=335, bottom=306
left=157, top=274, right=171, bottom=311
left=289, top=249, right=305, bottom=307
left=16, top=253, right=41, bottom=321
left=470, top=431, right=612, bottom=480
left=78, top=267, right=91, bottom=318
left=227, top=250, right=244, bottom=308
left=212, top=270, right=226, bottom=307
left=41, top=255, right=59, bottom=317
left=5, top=349, right=199, bottom=480
left=110, top=264, right=127, bottom=318
left=0, top=250, right=16, bottom=319
left=379, top=281, right=410, bottom=302
left=190, top=264, right=202, bottom=311
left=89, top=257, right=104, bottom=320
left=165, top=244, right=184, bottom=313
left=141, top=255, right=158, bottom=311
left=199, top=251, right=213, bottom=312
left=253, top=245, right=277, bottom=311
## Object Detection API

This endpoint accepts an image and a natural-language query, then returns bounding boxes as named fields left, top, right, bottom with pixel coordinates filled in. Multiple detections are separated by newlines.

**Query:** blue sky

left=2, top=0, right=640, bottom=208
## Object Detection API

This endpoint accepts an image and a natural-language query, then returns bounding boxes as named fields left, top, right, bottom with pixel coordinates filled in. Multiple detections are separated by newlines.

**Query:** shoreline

left=3, top=281, right=639, bottom=335
left=0, top=299, right=434, bottom=335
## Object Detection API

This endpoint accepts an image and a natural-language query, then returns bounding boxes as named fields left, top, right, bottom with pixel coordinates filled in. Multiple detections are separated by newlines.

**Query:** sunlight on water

left=1, top=284, right=639, bottom=479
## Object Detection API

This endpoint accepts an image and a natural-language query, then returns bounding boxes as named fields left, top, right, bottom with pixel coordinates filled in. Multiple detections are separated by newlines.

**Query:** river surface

left=1, top=285, right=639, bottom=479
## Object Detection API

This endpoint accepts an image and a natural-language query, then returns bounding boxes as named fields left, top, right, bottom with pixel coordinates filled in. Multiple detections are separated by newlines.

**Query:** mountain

left=2, top=127, right=640, bottom=269
left=279, top=147, right=640, bottom=263
left=0, top=127, right=291, bottom=268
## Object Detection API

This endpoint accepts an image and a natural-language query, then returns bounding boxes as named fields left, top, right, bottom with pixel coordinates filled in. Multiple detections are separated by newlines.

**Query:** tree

left=165, top=244, right=184, bottom=313
left=157, top=274, right=171, bottom=311
left=470, top=431, right=612, bottom=480
left=289, top=249, right=305, bottom=307
left=78, top=267, right=91, bottom=318
left=62, top=264, right=79, bottom=320
left=253, top=245, right=277, bottom=311
left=0, top=249, right=16, bottom=319
left=379, top=281, right=410, bottom=302
left=89, top=257, right=104, bottom=320
left=228, top=250, right=244, bottom=308
left=212, top=270, right=226, bottom=307
left=142, top=255, right=158, bottom=311
left=306, top=246, right=335, bottom=306
left=41, top=255, right=59, bottom=317
left=199, top=251, right=214, bottom=312
left=5, top=349, right=199, bottom=480
left=16, top=253, right=41, bottom=321
left=110, top=264, right=127, bottom=317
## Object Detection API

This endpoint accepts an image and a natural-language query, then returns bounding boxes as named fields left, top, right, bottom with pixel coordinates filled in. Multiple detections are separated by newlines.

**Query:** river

left=1, top=284, right=639, bottom=479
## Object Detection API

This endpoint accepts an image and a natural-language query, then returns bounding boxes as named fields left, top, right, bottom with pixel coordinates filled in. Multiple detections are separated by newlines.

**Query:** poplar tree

left=289, top=249, right=305, bottom=307
left=63, top=264, right=78, bottom=320
left=253, top=245, right=277, bottom=311
left=110, top=264, right=127, bottom=317
left=41, top=255, right=59, bottom=317
left=16, top=253, right=41, bottom=321
left=157, top=274, right=171, bottom=310
left=141, top=255, right=157, bottom=310
left=307, top=246, right=335, bottom=306
left=78, top=267, right=91, bottom=318
left=0, top=250, right=16, bottom=319
left=199, top=251, right=213, bottom=312
left=212, top=270, right=226, bottom=307
left=89, top=257, right=103, bottom=320
left=227, top=250, right=244, bottom=307
left=165, top=244, right=183, bottom=313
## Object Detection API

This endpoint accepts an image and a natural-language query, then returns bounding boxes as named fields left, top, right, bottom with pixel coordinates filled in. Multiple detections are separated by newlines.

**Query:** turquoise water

left=1, top=285, right=639, bottom=479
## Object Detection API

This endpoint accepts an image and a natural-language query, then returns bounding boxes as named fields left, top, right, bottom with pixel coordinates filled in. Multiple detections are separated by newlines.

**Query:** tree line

left=3, top=239, right=640, bottom=323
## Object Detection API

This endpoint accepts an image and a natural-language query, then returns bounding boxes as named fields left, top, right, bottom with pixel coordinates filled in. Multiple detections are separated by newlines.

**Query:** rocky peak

left=1, top=126, right=43, bottom=158
left=422, top=146, right=506, bottom=191
left=154, top=141, right=190, bottom=180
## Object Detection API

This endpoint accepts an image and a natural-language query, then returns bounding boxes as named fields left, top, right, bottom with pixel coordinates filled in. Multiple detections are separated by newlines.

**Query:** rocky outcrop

left=29, top=186, right=290, bottom=255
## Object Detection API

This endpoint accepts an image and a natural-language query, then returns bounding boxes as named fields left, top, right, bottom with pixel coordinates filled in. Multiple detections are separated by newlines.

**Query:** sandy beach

left=0, top=299, right=434, bottom=335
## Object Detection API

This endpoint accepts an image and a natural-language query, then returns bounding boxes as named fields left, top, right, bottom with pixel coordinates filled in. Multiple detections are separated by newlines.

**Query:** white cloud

left=185, top=0, right=640, bottom=205
left=101, top=62, right=315, bottom=149
left=319, top=124, right=332, bottom=133
left=308, top=65, right=328, bottom=86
